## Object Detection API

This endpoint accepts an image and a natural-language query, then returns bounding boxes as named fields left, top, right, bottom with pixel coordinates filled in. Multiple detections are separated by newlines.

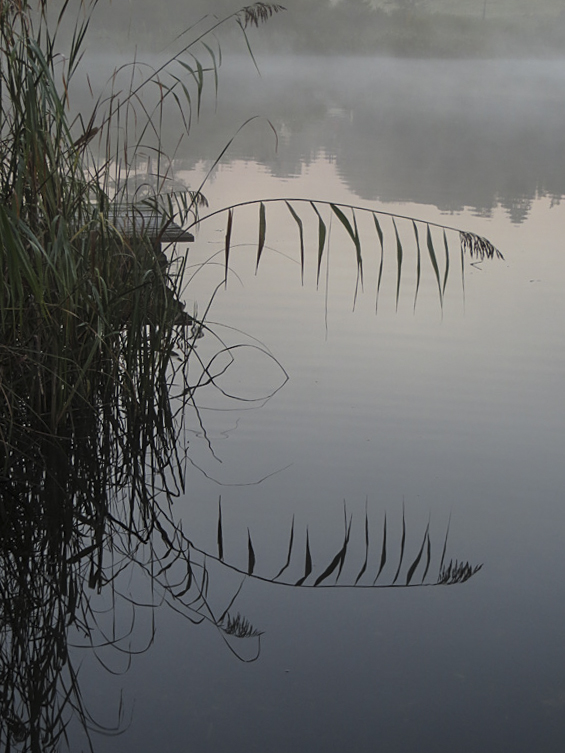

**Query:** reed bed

left=0, top=3, right=489, bottom=750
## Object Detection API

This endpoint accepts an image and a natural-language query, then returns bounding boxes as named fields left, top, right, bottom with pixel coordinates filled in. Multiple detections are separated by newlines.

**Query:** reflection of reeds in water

left=0, top=2, right=490, bottom=750
left=211, top=498, right=482, bottom=590
left=0, top=3, right=287, bottom=747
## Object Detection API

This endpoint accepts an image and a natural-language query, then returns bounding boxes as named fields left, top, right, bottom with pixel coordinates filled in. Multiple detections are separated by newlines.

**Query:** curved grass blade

left=355, top=500, right=370, bottom=585
left=330, top=204, right=363, bottom=293
left=413, top=220, right=421, bottom=311
left=421, top=530, right=432, bottom=583
left=373, top=213, right=385, bottom=312
left=373, top=513, right=387, bottom=584
left=217, top=497, right=224, bottom=562
left=314, top=546, right=345, bottom=586
left=314, top=509, right=352, bottom=586
left=295, top=529, right=312, bottom=586
left=178, top=56, right=204, bottom=117
left=426, top=224, right=443, bottom=305
left=285, top=201, right=305, bottom=282
left=392, top=508, right=406, bottom=585
left=460, top=235, right=466, bottom=306
left=202, top=42, right=219, bottom=103
left=224, top=208, right=233, bottom=287
left=438, top=511, right=451, bottom=578
left=405, top=523, right=430, bottom=586
left=311, top=202, right=327, bottom=286
left=393, top=218, right=403, bottom=310
left=338, top=508, right=353, bottom=581
left=247, top=530, right=256, bottom=576
left=255, top=201, right=266, bottom=273
left=442, top=229, right=450, bottom=296
left=274, top=516, right=295, bottom=580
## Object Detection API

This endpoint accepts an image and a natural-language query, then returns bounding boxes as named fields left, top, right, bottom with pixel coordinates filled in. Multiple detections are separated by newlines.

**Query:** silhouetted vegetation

left=0, top=3, right=493, bottom=750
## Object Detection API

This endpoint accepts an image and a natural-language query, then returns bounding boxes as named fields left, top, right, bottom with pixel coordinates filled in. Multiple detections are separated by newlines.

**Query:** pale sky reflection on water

left=73, top=56, right=565, bottom=753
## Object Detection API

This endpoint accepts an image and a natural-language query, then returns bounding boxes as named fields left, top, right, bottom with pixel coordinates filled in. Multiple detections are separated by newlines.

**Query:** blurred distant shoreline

left=81, top=3, right=565, bottom=59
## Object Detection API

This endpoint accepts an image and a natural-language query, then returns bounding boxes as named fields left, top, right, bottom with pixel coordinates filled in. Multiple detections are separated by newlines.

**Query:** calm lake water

left=70, top=55, right=565, bottom=751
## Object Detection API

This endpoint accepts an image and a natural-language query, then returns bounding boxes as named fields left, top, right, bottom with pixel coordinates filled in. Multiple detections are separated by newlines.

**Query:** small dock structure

left=111, top=205, right=194, bottom=252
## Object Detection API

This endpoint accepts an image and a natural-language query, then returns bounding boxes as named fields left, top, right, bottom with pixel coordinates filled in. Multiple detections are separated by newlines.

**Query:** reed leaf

left=442, top=229, right=450, bottom=296
left=314, top=546, right=347, bottom=587
left=194, top=198, right=500, bottom=311
left=310, top=202, right=327, bottom=285
left=354, top=502, right=370, bottom=585
left=393, top=218, right=403, bottom=310
left=330, top=203, right=363, bottom=286
left=274, top=515, right=295, bottom=580
left=218, top=497, right=224, bottom=562
left=373, top=513, right=387, bottom=584
left=426, top=224, right=443, bottom=305
left=413, top=220, right=421, bottom=311
left=224, top=208, right=234, bottom=286
left=405, top=524, right=430, bottom=586
left=295, top=529, right=312, bottom=586
left=286, top=201, right=305, bottom=282
left=373, top=213, right=385, bottom=312
left=422, top=531, right=432, bottom=584
left=392, top=509, right=406, bottom=585
left=247, top=530, right=256, bottom=576
left=256, top=201, right=267, bottom=272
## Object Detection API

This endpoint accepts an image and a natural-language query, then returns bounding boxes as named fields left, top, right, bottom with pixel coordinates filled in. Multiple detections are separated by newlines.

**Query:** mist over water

left=77, top=51, right=565, bottom=222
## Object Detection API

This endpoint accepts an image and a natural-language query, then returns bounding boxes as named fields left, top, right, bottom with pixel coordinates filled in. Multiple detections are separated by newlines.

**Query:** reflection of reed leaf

left=314, top=542, right=347, bottom=586
left=248, top=529, right=256, bottom=576
left=202, top=501, right=481, bottom=591
left=354, top=503, right=370, bottom=585
left=273, top=515, right=295, bottom=580
left=374, top=513, right=387, bottom=584
left=225, top=208, right=234, bottom=286
left=437, top=560, right=483, bottom=585
left=221, top=612, right=264, bottom=639
left=406, top=524, right=430, bottom=586
left=256, top=201, right=267, bottom=272
left=218, top=497, right=224, bottom=562
left=392, top=507, right=406, bottom=584
left=295, top=529, right=312, bottom=586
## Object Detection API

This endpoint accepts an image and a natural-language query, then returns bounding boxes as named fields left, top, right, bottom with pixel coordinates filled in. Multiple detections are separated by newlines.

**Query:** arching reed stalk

left=0, top=3, right=491, bottom=751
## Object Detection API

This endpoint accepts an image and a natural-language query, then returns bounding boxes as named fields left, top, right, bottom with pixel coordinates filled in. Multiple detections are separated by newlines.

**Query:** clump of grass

left=0, top=1, right=194, bottom=452
left=0, top=4, right=493, bottom=748
left=0, top=5, right=285, bottom=745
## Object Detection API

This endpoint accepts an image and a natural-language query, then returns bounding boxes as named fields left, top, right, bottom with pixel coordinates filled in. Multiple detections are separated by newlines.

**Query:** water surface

left=72, top=55, right=565, bottom=752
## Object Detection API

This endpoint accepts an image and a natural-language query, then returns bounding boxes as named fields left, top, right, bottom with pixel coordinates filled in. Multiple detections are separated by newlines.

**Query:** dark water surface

left=71, top=56, right=565, bottom=752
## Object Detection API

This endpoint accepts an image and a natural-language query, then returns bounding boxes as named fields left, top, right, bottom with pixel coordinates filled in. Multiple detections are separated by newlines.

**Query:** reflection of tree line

left=73, top=49, right=565, bottom=221
left=90, top=0, right=565, bottom=58
left=133, top=57, right=565, bottom=224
